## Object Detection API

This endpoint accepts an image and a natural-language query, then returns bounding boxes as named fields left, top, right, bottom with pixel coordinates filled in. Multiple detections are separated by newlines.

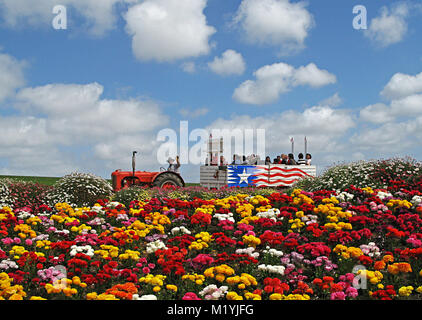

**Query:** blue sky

left=0, top=0, right=422, bottom=182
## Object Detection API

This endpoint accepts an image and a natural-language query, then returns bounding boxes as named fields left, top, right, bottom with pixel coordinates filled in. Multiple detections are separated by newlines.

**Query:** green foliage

left=112, top=186, right=147, bottom=208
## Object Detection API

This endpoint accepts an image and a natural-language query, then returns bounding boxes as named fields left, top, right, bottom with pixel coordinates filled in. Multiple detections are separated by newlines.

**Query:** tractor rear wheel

left=153, top=172, right=184, bottom=188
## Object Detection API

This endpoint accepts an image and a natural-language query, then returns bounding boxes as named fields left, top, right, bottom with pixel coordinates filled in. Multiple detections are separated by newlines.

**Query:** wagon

left=200, top=136, right=316, bottom=189
left=200, top=164, right=316, bottom=189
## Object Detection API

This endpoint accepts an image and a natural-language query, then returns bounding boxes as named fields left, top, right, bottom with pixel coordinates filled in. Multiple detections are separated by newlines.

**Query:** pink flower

left=345, top=287, right=358, bottom=298
left=330, top=291, right=346, bottom=300
left=182, top=292, right=201, bottom=300
left=1, top=238, right=13, bottom=245
left=142, top=267, right=151, bottom=274
left=25, top=239, right=33, bottom=246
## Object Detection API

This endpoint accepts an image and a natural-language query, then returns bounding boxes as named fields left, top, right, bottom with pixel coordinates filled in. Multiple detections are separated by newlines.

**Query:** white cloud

left=381, top=71, right=422, bottom=100
left=350, top=120, right=418, bottom=152
left=15, top=83, right=167, bottom=140
left=356, top=69, right=422, bottom=154
left=293, top=63, right=337, bottom=88
left=364, top=3, right=409, bottom=47
left=0, top=0, right=137, bottom=36
left=206, top=102, right=355, bottom=165
left=124, top=0, right=216, bottom=62
left=359, top=103, right=394, bottom=124
left=0, top=81, right=169, bottom=176
left=360, top=70, right=422, bottom=125
left=179, top=107, right=209, bottom=118
left=181, top=61, right=196, bottom=74
left=233, top=62, right=336, bottom=105
left=208, top=49, right=246, bottom=76
left=0, top=52, right=26, bottom=103
left=318, top=92, right=342, bottom=108
left=233, top=0, right=314, bottom=54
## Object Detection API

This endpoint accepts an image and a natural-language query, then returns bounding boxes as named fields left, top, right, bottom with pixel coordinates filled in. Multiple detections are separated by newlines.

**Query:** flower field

left=2, top=173, right=422, bottom=300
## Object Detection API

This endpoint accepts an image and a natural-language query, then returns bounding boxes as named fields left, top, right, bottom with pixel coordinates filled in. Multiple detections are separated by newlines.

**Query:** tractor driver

left=167, top=156, right=181, bottom=174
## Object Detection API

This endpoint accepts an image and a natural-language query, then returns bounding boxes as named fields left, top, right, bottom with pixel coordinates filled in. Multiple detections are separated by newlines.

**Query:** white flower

left=132, top=294, right=157, bottom=300
left=411, top=195, right=422, bottom=207
left=235, top=247, right=260, bottom=259
left=262, top=248, right=284, bottom=258
left=376, top=191, right=393, bottom=201
left=257, top=264, right=285, bottom=275
left=256, top=208, right=281, bottom=221
left=213, top=212, right=235, bottom=223
left=146, top=240, right=167, bottom=254
left=70, top=245, right=94, bottom=257
left=199, top=285, right=228, bottom=300
left=171, top=226, right=191, bottom=235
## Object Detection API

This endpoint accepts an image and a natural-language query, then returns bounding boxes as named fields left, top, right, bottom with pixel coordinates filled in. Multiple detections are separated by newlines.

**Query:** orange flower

left=383, top=255, right=394, bottom=263
left=387, top=264, right=399, bottom=275
left=105, top=283, right=138, bottom=300
left=374, top=260, right=386, bottom=270
left=397, top=262, right=412, bottom=273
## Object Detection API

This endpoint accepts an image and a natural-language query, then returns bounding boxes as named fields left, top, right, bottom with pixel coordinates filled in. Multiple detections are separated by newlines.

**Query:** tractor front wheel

left=153, top=172, right=184, bottom=188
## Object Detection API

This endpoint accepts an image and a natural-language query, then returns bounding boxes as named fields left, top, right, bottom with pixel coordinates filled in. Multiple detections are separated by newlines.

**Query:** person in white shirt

left=305, top=153, right=312, bottom=165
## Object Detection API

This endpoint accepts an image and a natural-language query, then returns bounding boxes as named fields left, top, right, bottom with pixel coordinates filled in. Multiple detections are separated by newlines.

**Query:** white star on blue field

left=228, top=166, right=258, bottom=187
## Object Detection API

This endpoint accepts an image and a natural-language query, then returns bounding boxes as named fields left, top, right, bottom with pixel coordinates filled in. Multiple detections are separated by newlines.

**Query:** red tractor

left=111, top=151, right=185, bottom=192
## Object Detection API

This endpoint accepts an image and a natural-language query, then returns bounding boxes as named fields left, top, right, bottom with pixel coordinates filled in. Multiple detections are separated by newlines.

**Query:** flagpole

left=305, top=136, right=307, bottom=155
left=291, top=137, right=294, bottom=154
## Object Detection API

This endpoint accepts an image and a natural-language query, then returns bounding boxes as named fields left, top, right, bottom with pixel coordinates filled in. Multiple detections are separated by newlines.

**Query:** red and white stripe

left=252, top=166, right=312, bottom=187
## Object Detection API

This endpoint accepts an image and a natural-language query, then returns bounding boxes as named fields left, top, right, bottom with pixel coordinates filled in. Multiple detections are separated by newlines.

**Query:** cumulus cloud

left=360, top=70, right=422, bottom=125
left=350, top=121, right=418, bottom=152
left=381, top=71, right=422, bottom=100
left=318, top=93, right=342, bottom=108
left=205, top=102, right=355, bottom=167
left=356, top=69, right=422, bottom=153
left=0, top=80, right=169, bottom=176
left=124, top=0, right=216, bottom=62
left=359, top=103, right=394, bottom=124
left=0, top=0, right=137, bottom=36
left=364, top=3, right=409, bottom=47
left=208, top=50, right=246, bottom=76
left=233, top=62, right=336, bottom=105
left=233, top=0, right=314, bottom=54
left=0, top=52, right=26, bottom=103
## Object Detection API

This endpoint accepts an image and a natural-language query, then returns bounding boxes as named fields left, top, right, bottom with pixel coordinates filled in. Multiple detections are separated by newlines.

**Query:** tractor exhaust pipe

left=132, top=151, right=137, bottom=177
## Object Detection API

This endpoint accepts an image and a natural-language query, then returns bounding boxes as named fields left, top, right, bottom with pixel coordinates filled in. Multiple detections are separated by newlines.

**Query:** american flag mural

left=227, top=165, right=314, bottom=187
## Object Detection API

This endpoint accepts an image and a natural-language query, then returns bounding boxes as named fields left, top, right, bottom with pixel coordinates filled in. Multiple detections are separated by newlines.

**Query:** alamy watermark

left=353, top=5, right=367, bottom=30
left=352, top=265, right=367, bottom=290
left=52, top=5, right=67, bottom=30
left=156, top=121, right=266, bottom=166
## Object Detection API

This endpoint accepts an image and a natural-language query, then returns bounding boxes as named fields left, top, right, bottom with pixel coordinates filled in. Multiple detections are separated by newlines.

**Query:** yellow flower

left=242, top=235, right=261, bottom=248
left=244, top=292, right=261, bottom=300
left=166, top=285, right=178, bottom=292
left=269, top=293, right=282, bottom=300
left=153, top=286, right=161, bottom=293
left=226, top=291, right=243, bottom=300
left=398, top=286, right=413, bottom=297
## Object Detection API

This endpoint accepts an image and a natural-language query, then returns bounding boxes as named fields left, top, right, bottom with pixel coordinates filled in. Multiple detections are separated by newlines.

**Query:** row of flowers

left=1, top=183, right=422, bottom=300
